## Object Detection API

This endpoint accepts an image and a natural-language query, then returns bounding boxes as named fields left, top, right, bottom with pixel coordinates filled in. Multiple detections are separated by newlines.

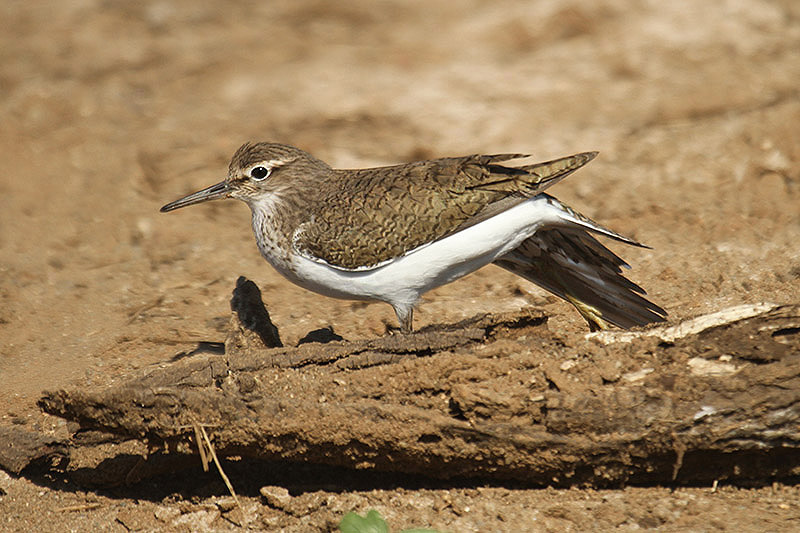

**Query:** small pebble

left=260, top=485, right=292, bottom=509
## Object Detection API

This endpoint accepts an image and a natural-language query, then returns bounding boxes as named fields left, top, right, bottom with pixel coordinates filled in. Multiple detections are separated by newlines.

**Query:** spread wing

left=293, top=152, right=597, bottom=270
left=494, top=227, right=667, bottom=330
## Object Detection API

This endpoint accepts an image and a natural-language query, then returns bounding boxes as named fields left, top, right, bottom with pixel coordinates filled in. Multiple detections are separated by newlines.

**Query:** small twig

left=125, top=296, right=165, bottom=325
left=671, top=435, right=686, bottom=481
left=193, top=423, right=209, bottom=472
left=195, top=423, right=248, bottom=524
left=57, top=502, right=103, bottom=513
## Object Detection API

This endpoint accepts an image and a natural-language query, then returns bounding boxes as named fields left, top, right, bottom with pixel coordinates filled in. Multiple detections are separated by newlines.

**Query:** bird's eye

left=250, top=166, right=271, bottom=181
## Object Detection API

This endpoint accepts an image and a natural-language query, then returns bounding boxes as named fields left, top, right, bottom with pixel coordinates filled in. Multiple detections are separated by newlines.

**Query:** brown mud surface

left=2, top=1, right=800, bottom=531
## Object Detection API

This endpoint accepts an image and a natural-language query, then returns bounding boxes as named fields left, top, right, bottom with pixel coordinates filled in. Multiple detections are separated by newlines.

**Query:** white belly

left=280, top=195, right=562, bottom=309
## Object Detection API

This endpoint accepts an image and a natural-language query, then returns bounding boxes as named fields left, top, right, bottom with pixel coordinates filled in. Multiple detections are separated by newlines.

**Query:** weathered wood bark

left=0, top=426, right=68, bottom=475
left=38, top=288, right=800, bottom=486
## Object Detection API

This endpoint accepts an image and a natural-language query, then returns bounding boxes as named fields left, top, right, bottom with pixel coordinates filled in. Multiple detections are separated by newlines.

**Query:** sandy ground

left=1, top=0, right=799, bottom=531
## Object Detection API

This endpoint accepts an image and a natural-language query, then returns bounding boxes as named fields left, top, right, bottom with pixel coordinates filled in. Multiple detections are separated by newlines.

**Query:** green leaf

left=339, top=510, right=390, bottom=533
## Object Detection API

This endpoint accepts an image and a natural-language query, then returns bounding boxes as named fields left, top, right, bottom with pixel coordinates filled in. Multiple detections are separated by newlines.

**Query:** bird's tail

left=493, top=216, right=666, bottom=330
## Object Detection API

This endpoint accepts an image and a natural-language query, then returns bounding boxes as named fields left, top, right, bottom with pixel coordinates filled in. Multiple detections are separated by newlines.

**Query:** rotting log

left=37, top=279, right=800, bottom=486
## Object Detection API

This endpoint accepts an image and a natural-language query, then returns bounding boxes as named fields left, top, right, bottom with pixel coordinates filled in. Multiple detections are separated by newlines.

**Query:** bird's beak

left=160, top=180, right=232, bottom=212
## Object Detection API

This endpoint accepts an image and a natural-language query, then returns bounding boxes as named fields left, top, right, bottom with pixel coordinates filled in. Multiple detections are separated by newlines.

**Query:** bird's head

left=160, top=142, right=330, bottom=212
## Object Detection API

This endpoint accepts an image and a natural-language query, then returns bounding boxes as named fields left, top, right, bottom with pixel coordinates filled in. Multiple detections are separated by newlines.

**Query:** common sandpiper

left=161, top=143, right=666, bottom=332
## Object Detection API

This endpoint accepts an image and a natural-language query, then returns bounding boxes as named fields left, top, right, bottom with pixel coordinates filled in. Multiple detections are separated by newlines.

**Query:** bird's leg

left=402, top=308, right=414, bottom=333
left=393, top=305, right=414, bottom=334
left=564, top=294, right=613, bottom=331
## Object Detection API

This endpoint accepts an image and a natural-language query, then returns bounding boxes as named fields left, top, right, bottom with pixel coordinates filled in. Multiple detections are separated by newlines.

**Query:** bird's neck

left=247, top=175, right=330, bottom=265
left=248, top=193, right=297, bottom=265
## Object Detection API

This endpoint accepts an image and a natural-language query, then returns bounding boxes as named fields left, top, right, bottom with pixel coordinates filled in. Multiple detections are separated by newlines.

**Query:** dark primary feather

left=494, top=229, right=667, bottom=330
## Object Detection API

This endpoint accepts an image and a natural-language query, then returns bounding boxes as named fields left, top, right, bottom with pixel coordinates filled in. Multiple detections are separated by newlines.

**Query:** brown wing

left=294, top=152, right=597, bottom=270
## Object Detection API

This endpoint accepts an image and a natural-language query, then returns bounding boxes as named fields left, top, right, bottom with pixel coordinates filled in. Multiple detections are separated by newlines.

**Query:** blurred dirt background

left=1, top=0, right=799, bottom=531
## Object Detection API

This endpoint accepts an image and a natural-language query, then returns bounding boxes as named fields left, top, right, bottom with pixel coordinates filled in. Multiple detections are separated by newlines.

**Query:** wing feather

left=494, top=228, right=666, bottom=330
left=294, top=152, right=597, bottom=270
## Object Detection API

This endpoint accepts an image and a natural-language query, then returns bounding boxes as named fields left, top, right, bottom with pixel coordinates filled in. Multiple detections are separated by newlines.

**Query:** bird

left=160, top=142, right=666, bottom=333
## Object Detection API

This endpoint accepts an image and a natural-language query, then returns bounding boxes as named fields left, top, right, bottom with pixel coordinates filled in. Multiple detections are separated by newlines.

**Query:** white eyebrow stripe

left=248, top=159, right=287, bottom=172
